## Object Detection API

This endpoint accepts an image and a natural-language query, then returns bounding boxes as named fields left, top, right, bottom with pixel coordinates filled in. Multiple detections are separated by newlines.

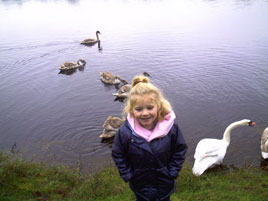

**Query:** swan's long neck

left=96, top=32, right=100, bottom=40
left=222, top=122, right=244, bottom=144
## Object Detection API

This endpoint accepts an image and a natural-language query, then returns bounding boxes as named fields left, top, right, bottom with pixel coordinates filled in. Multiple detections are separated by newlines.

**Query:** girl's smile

left=133, top=94, right=158, bottom=130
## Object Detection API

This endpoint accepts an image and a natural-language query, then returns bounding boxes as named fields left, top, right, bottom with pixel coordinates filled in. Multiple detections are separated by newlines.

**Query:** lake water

left=1, top=0, right=268, bottom=172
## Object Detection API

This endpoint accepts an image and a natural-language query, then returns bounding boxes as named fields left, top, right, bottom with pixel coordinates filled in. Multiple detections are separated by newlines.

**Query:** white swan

left=261, top=127, right=268, bottom=159
left=59, top=59, right=86, bottom=71
left=81, top=31, right=101, bottom=45
left=192, top=119, right=256, bottom=176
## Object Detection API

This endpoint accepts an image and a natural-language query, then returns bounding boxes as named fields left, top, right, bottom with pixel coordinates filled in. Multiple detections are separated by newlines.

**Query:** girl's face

left=132, top=94, right=158, bottom=130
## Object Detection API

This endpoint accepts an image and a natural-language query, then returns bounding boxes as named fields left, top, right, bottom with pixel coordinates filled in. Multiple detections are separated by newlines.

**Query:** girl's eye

left=147, top=106, right=154, bottom=110
left=135, top=107, right=142, bottom=112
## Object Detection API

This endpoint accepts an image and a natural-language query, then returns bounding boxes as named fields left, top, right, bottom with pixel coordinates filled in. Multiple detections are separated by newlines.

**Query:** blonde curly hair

left=122, top=75, right=172, bottom=122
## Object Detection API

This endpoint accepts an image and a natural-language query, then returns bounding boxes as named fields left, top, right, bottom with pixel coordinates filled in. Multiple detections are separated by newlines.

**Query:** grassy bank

left=1, top=152, right=268, bottom=201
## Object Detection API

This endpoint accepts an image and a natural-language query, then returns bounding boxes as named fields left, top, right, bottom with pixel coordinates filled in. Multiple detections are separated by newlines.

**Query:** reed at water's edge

left=1, top=152, right=268, bottom=201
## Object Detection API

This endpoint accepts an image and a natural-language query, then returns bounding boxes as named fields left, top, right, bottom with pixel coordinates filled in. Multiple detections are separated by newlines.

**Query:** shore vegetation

left=1, top=152, right=268, bottom=201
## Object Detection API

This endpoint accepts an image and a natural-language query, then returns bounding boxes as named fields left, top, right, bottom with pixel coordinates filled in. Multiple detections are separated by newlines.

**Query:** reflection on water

left=0, top=0, right=268, bottom=172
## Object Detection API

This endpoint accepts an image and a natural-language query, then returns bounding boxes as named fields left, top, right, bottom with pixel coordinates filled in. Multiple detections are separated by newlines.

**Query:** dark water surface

left=1, top=0, right=268, bottom=172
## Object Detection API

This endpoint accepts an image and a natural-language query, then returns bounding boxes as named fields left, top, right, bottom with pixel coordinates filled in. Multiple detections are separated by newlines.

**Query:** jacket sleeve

left=168, top=124, right=188, bottom=179
left=112, top=128, right=133, bottom=182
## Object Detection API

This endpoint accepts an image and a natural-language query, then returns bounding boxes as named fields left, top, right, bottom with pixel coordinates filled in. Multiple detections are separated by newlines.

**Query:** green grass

left=1, top=152, right=268, bottom=201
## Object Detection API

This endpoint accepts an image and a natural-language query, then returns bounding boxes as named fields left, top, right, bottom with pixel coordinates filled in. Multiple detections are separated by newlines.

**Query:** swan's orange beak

left=249, top=121, right=256, bottom=126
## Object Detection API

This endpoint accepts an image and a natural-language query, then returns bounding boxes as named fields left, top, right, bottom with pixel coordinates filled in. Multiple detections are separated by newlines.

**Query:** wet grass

left=1, top=152, right=268, bottom=201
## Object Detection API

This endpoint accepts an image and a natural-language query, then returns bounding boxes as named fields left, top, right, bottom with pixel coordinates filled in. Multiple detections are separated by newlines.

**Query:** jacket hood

left=127, top=111, right=176, bottom=142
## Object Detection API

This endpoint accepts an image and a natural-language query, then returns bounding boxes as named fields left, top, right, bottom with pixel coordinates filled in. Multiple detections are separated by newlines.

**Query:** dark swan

left=99, top=116, right=124, bottom=139
left=100, top=72, right=125, bottom=85
left=81, top=31, right=101, bottom=46
left=59, top=59, right=86, bottom=71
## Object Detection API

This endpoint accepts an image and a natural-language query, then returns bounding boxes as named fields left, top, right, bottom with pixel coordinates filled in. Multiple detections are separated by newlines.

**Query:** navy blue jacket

left=112, top=120, right=188, bottom=201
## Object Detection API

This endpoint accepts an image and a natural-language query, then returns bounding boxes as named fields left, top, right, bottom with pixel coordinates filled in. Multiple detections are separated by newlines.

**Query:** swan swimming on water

left=59, top=59, right=86, bottom=71
left=81, top=31, right=101, bottom=46
left=113, top=83, right=131, bottom=99
left=99, top=116, right=124, bottom=139
left=192, top=119, right=256, bottom=176
left=100, top=72, right=126, bottom=85
left=112, top=72, right=150, bottom=101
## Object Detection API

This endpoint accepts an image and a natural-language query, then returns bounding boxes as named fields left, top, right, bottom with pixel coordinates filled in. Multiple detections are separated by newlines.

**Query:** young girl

left=112, top=75, right=188, bottom=201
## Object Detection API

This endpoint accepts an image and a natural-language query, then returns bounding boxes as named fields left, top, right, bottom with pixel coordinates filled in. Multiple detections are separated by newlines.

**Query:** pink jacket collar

left=127, top=111, right=176, bottom=142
